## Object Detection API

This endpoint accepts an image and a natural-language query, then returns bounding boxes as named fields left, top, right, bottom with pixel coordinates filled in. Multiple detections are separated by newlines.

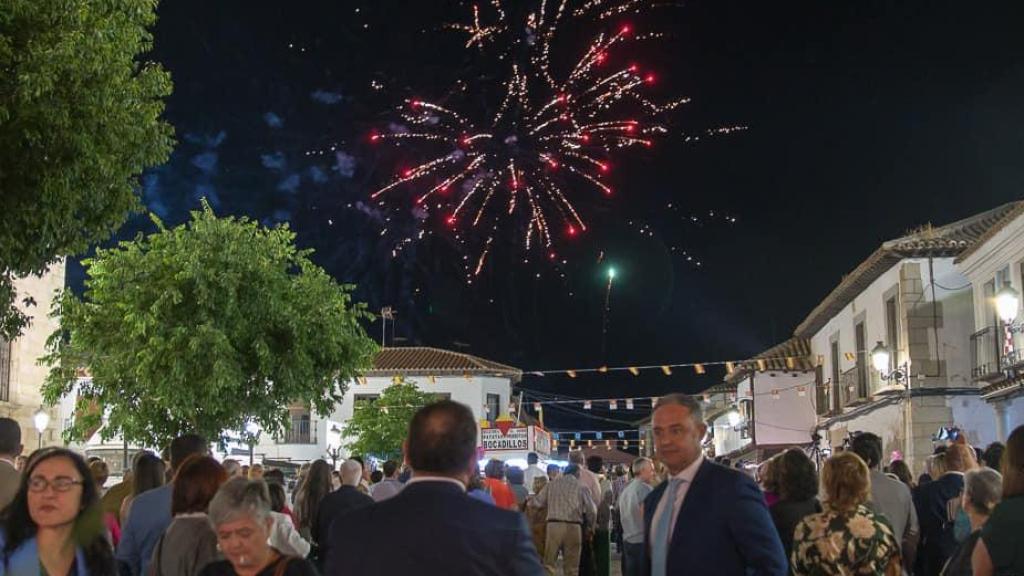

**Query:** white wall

left=808, top=257, right=971, bottom=397
left=950, top=395, right=999, bottom=447
left=751, top=371, right=819, bottom=446
left=254, top=374, right=512, bottom=464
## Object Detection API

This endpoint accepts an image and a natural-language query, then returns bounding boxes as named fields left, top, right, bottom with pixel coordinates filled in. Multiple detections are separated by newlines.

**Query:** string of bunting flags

left=524, top=355, right=810, bottom=378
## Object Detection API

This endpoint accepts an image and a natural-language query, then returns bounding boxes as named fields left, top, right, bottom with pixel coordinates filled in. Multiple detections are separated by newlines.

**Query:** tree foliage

left=343, top=379, right=438, bottom=460
left=43, top=202, right=378, bottom=447
left=0, top=0, right=174, bottom=339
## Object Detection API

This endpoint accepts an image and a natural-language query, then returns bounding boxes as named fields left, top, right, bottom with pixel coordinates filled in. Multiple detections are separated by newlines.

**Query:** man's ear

left=15, top=444, right=23, bottom=457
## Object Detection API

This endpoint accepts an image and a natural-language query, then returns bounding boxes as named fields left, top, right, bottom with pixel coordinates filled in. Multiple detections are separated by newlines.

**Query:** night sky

left=77, top=0, right=1024, bottom=433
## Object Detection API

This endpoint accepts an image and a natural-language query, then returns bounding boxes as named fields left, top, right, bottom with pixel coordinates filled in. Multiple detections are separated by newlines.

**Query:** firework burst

left=371, top=0, right=685, bottom=275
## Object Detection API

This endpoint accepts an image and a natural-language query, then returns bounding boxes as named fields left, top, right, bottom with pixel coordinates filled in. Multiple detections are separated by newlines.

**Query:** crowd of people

left=0, top=395, right=1022, bottom=576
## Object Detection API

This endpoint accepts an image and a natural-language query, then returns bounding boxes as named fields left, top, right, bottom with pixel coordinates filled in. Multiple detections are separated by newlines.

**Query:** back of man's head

left=169, top=434, right=208, bottom=471
left=850, top=432, right=883, bottom=470
left=264, top=468, right=285, bottom=486
left=406, top=400, right=477, bottom=477
left=0, top=418, right=22, bottom=457
left=568, top=450, right=585, bottom=466
left=340, top=459, right=363, bottom=486
left=586, top=455, right=604, bottom=474
left=382, top=459, right=399, bottom=478
left=563, top=464, right=581, bottom=478
left=527, top=452, right=538, bottom=465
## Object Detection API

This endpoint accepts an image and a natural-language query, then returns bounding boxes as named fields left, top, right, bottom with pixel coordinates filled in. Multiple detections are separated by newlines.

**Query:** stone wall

left=0, top=261, right=65, bottom=451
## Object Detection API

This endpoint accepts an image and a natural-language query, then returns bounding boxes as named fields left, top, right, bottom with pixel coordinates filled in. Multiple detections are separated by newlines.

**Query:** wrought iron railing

left=971, top=327, right=1001, bottom=380
left=276, top=419, right=317, bottom=445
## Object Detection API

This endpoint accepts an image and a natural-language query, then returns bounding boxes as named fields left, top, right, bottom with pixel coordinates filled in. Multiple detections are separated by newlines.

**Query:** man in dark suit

left=325, top=400, right=544, bottom=576
left=315, top=457, right=374, bottom=567
left=644, top=394, right=787, bottom=576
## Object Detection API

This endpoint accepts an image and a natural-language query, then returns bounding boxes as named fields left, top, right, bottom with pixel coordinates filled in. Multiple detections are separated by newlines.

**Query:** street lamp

left=871, top=341, right=908, bottom=384
left=33, top=407, right=49, bottom=450
left=727, top=409, right=742, bottom=427
left=995, top=283, right=1020, bottom=324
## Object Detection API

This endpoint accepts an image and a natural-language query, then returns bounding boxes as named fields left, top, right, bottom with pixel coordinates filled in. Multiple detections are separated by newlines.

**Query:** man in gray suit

left=0, top=417, right=24, bottom=510
left=851, top=432, right=919, bottom=574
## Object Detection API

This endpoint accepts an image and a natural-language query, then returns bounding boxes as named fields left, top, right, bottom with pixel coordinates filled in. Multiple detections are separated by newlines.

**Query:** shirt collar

left=669, top=454, right=704, bottom=483
left=0, top=456, right=16, bottom=468
left=406, top=474, right=466, bottom=491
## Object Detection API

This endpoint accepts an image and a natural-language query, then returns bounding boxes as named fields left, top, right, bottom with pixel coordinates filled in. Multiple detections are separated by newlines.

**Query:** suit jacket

left=315, top=485, right=374, bottom=561
left=643, top=460, right=787, bottom=576
left=0, top=460, right=19, bottom=513
left=325, top=479, right=545, bottom=576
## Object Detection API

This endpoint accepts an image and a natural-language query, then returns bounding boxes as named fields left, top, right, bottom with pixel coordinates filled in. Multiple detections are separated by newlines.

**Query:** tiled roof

left=955, top=200, right=1024, bottom=263
left=722, top=337, right=815, bottom=386
left=364, top=347, right=522, bottom=382
left=795, top=202, right=1023, bottom=338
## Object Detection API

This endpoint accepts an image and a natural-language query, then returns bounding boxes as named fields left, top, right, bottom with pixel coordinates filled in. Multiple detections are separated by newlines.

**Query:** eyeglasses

left=28, top=476, right=84, bottom=493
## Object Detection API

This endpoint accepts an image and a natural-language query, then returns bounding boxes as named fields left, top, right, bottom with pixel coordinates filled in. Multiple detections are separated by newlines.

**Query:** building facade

left=956, top=202, right=1024, bottom=441
left=794, top=203, right=1022, bottom=473
left=0, top=262, right=65, bottom=451
left=252, top=347, right=519, bottom=465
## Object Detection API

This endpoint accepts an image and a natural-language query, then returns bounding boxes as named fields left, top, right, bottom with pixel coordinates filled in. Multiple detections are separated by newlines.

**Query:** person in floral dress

left=792, top=451, right=902, bottom=575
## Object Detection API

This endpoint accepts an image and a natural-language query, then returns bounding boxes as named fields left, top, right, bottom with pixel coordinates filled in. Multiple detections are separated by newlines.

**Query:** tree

left=343, top=379, right=438, bottom=460
left=42, top=202, right=378, bottom=447
left=0, top=0, right=174, bottom=339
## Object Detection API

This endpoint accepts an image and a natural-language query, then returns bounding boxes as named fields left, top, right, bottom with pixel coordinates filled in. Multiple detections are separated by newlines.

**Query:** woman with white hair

left=199, top=478, right=318, bottom=576
left=941, top=467, right=1002, bottom=575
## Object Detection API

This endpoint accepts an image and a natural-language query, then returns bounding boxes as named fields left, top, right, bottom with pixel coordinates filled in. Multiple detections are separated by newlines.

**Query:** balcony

left=971, top=327, right=1002, bottom=382
left=971, top=325, right=1024, bottom=384
left=275, top=419, right=318, bottom=445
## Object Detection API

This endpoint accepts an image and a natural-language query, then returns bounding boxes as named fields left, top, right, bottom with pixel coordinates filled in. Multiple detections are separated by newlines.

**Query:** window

left=0, top=338, right=9, bottom=402
left=830, top=339, right=841, bottom=412
left=354, top=393, right=380, bottom=405
left=855, top=322, right=868, bottom=399
left=486, top=393, right=500, bottom=422
left=885, top=297, right=899, bottom=373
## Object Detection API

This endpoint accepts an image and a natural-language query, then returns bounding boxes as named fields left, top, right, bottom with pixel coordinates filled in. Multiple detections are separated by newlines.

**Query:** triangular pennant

left=694, top=364, right=706, bottom=375
left=785, top=357, right=796, bottom=370
left=628, top=367, right=640, bottom=376
left=567, top=370, right=577, bottom=378
left=574, top=433, right=581, bottom=440
left=598, top=366, right=609, bottom=373
left=596, top=432, right=603, bottom=440
left=756, top=359, right=767, bottom=371
left=618, top=431, right=625, bottom=439
left=625, top=398, right=634, bottom=410
left=583, top=400, right=592, bottom=410
left=534, top=402, right=542, bottom=411
left=609, top=400, right=618, bottom=410
left=725, top=362, right=735, bottom=375
left=661, top=365, right=672, bottom=376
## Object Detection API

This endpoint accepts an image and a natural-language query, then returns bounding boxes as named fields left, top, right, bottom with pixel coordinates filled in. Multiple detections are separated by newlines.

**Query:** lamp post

left=870, top=341, right=914, bottom=470
left=33, top=407, right=50, bottom=450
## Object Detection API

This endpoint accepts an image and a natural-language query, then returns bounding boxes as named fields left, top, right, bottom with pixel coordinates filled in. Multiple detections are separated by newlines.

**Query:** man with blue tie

left=644, top=394, right=787, bottom=576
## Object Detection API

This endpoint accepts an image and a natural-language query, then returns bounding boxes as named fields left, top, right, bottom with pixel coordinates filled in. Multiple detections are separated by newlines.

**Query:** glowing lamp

left=870, top=341, right=890, bottom=374
left=727, top=410, right=741, bottom=427
left=33, top=407, right=49, bottom=435
left=995, top=283, right=1020, bottom=324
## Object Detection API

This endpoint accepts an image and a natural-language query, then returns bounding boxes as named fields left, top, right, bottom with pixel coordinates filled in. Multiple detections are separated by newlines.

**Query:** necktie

left=651, top=478, right=683, bottom=576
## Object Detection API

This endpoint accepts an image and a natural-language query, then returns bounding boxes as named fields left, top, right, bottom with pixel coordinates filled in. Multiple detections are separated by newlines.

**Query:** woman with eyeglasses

left=0, top=448, right=115, bottom=575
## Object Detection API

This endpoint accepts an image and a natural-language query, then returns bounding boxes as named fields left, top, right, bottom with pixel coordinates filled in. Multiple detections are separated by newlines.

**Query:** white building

left=0, top=262, right=65, bottom=452
left=955, top=201, right=1024, bottom=440
left=793, top=202, right=1021, bottom=474
left=703, top=338, right=817, bottom=460
left=252, top=347, right=520, bottom=466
